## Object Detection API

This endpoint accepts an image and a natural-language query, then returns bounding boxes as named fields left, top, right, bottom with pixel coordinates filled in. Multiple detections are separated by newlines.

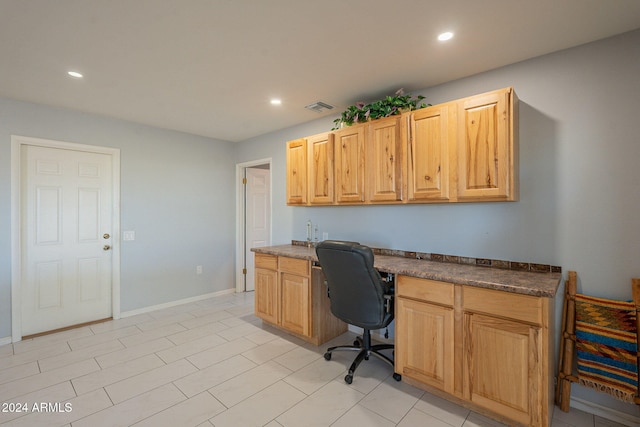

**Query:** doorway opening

left=235, top=158, right=272, bottom=293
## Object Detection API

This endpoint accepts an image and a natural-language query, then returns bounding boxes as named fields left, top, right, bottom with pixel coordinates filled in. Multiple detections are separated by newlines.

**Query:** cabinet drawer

left=463, top=286, right=543, bottom=325
left=279, top=256, right=310, bottom=276
left=255, top=253, right=277, bottom=270
left=397, top=275, right=454, bottom=306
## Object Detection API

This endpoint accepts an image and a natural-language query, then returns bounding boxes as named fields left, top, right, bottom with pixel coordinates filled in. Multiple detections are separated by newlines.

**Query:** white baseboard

left=571, top=396, right=640, bottom=426
left=120, top=288, right=236, bottom=318
left=0, top=336, right=12, bottom=346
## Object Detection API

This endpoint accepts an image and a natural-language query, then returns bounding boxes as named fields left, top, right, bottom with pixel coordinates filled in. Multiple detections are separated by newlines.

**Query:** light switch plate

left=123, top=230, right=135, bottom=241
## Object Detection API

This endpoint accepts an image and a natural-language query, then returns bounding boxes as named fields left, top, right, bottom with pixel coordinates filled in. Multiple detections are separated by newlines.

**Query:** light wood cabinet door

left=254, top=255, right=346, bottom=345
left=280, top=272, right=311, bottom=337
left=285, top=87, right=518, bottom=207
left=396, top=297, right=454, bottom=393
left=457, top=88, right=517, bottom=201
left=367, top=116, right=403, bottom=202
left=255, top=267, right=278, bottom=325
left=334, top=125, right=365, bottom=203
left=286, top=138, right=308, bottom=205
left=308, top=132, right=334, bottom=205
left=408, top=104, right=452, bottom=201
left=463, top=312, right=541, bottom=426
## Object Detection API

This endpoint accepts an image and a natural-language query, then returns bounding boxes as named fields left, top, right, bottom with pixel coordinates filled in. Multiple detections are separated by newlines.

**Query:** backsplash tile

left=293, top=240, right=562, bottom=273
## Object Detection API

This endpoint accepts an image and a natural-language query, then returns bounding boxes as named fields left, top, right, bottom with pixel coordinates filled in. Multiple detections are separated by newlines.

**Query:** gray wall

left=0, top=99, right=236, bottom=335
left=236, top=29, right=640, bottom=416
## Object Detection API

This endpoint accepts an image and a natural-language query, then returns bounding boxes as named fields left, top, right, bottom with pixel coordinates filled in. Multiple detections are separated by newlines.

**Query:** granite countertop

left=252, top=244, right=562, bottom=298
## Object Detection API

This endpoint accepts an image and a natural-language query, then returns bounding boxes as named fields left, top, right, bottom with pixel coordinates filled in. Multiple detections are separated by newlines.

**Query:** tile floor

left=0, top=292, right=631, bottom=426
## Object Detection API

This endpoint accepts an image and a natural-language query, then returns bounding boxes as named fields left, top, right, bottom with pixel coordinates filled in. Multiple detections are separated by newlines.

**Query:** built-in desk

left=251, top=244, right=562, bottom=427
left=252, top=244, right=560, bottom=297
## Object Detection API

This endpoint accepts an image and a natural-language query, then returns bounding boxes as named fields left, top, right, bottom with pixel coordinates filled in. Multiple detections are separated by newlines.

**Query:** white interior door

left=245, top=167, right=271, bottom=292
left=21, top=144, right=113, bottom=336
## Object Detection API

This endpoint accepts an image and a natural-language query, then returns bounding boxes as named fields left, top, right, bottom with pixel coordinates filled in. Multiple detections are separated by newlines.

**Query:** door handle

left=103, top=233, right=110, bottom=239
left=103, top=245, right=111, bottom=251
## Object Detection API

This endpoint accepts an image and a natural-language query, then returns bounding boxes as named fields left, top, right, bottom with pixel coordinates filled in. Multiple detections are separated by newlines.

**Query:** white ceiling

left=1, top=1, right=639, bottom=142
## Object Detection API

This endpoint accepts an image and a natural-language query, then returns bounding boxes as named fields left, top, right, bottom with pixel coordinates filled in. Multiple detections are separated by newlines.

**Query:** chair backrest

left=315, top=240, right=393, bottom=330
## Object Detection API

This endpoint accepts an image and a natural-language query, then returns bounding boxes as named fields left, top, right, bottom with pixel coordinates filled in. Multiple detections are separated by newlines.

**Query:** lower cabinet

left=280, top=271, right=310, bottom=336
left=396, top=276, right=455, bottom=394
left=279, top=255, right=311, bottom=336
left=255, top=267, right=278, bottom=325
left=464, top=312, right=541, bottom=425
left=254, top=253, right=347, bottom=345
left=396, top=275, right=553, bottom=427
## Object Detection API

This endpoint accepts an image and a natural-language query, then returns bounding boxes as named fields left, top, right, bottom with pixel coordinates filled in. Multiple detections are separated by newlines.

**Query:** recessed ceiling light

left=270, top=99, right=282, bottom=106
left=437, top=32, right=454, bottom=41
left=67, top=71, right=83, bottom=78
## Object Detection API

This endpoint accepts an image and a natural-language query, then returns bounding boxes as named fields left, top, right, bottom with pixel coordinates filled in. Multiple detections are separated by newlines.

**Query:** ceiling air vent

left=305, top=101, right=334, bottom=113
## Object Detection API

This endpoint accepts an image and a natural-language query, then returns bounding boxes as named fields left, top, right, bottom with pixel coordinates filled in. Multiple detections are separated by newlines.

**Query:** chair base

left=324, top=329, right=401, bottom=384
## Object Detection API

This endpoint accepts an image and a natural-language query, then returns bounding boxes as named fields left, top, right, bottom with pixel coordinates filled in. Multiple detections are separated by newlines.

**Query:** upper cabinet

left=334, top=125, right=366, bottom=203
left=367, top=116, right=404, bottom=203
left=407, top=103, right=453, bottom=202
left=457, top=88, right=518, bottom=201
left=286, top=87, right=518, bottom=206
left=308, top=132, right=334, bottom=205
left=333, top=116, right=404, bottom=204
left=286, top=138, right=307, bottom=205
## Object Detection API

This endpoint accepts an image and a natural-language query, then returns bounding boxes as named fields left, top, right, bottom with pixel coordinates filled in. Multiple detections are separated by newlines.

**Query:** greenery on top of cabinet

left=332, top=89, right=429, bottom=130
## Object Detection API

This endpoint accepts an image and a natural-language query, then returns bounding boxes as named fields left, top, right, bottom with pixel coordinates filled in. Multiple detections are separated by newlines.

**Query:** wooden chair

left=556, top=271, right=640, bottom=411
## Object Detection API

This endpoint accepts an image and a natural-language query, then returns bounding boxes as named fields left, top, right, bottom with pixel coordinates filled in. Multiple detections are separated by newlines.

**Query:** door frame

left=235, top=158, right=272, bottom=293
left=10, top=135, right=121, bottom=342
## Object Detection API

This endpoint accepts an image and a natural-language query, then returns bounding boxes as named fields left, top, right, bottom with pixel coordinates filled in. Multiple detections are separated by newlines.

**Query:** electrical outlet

left=196, top=265, right=203, bottom=275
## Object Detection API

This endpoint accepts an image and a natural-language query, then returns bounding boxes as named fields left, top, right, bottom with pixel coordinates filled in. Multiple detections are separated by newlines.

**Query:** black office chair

left=316, top=240, right=401, bottom=384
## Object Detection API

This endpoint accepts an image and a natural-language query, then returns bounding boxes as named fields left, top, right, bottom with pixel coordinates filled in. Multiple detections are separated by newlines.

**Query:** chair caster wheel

left=393, top=373, right=402, bottom=381
left=324, top=352, right=332, bottom=361
left=344, top=374, right=353, bottom=384
left=353, top=340, right=360, bottom=347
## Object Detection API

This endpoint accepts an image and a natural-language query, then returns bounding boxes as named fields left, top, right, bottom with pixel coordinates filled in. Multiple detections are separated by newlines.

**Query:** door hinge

left=242, top=268, right=247, bottom=274
left=242, top=178, right=247, bottom=184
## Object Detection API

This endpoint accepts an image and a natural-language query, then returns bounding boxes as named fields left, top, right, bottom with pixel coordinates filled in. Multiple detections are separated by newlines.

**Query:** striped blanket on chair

left=575, top=293, right=639, bottom=403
